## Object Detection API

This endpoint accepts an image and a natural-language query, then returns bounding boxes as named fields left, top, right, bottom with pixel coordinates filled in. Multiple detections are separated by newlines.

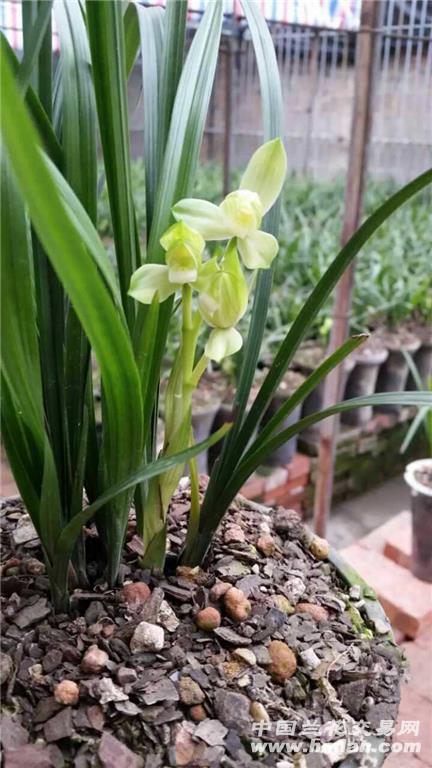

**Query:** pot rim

left=404, top=458, right=432, bottom=497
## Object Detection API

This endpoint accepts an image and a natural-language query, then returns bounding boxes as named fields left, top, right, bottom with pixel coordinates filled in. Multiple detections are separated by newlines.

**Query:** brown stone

left=223, top=587, right=251, bottom=622
left=249, top=700, right=270, bottom=722
left=272, top=594, right=294, bottom=614
left=309, top=535, right=330, bottom=560
left=178, top=676, right=205, bottom=706
left=268, top=640, right=297, bottom=682
left=189, top=704, right=207, bottom=722
left=295, top=602, right=329, bottom=623
left=257, top=535, right=276, bottom=556
left=120, top=582, right=150, bottom=607
left=80, top=645, right=109, bottom=674
left=54, top=680, right=79, bottom=706
left=195, top=607, right=221, bottom=631
left=209, top=581, right=232, bottom=601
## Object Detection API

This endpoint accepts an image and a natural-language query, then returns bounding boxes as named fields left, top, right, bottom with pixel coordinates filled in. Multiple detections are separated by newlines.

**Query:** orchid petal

left=237, top=230, right=278, bottom=270
left=205, top=327, right=243, bottom=362
left=128, top=264, right=179, bottom=304
left=240, top=138, right=287, bottom=214
left=173, top=198, right=236, bottom=240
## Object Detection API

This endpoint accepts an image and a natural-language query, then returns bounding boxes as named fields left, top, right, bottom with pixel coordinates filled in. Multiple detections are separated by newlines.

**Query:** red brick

left=382, top=511, right=412, bottom=569
left=357, top=511, right=411, bottom=560
left=340, top=545, right=432, bottom=639
left=264, top=467, right=289, bottom=492
left=286, top=453, right=310, bottom=482
left=241, top=473, right=265, bottom=500
left=394, top=684, right=432, bottom=766
left=415, top=628, right=432, bottom=652
left=400, top=640, right=432, bottom=702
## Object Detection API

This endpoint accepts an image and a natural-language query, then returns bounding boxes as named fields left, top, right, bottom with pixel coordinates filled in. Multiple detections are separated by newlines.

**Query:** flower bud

left=198, top=246, right=248, bottom=329
left=220, top=190, right=263, bottom=238
left=160, top=221, right=205, bottom=284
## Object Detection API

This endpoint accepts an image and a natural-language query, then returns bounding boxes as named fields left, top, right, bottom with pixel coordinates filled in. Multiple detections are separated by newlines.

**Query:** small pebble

left=224, top=525, right=245, bottom=544
left=232, top=648, right=256, bottom=667
left=273, top=594, right=294, bottom=614
left=295, top=602, right=328, bottom=623
left=121, top=581, right=150, bottom=607
left=195, top=607, right=221, bottom=631
left=223, top=587, right=251, bottom=622
left=116, top=667, right=138, bottom=686
left=209, top=581, right=231, bottom=601
left=81, top=645, right=109, bottom=674
left=268, top=640, right=297, bottom=682
left=25, top=558, right=46, bottom=575
left=257, top=535, right=276, bottom=556
left=54, top=680, right=79, bottom=706
left=250, top=700, right=270, bottom=723
left=189, top=704, right=207, bottom=722
left=179, top=676, right=205, bottom=706
left=130, top=621, right=164, bottom=653
left=309, top=535, right=330, bottom=560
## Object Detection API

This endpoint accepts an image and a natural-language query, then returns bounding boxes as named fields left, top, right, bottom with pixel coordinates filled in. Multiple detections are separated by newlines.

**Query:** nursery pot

left=376, top=330, right=421, bottom=413
left=404, top=458, right=432, bottom=582
left=408, top=326, right=432, bottom=388
left=263, top=370, right=305, bottom=465
left=342, top=339, right=388, bottom=426
left=292, top=343, right=326, bottom=417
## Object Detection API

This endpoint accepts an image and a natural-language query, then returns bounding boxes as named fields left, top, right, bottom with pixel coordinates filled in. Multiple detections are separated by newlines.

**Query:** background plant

left=1, top=0, right=431, bottom=610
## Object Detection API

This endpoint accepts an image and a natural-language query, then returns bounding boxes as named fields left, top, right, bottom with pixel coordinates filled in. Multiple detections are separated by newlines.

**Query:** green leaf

left=86, top=0, right=140, bottom=323
left=55, top=0, right=98, bottom=514
left=158, top=0, right=187, bottom=158
left=1, top=49, right=144, bottom=584
left=134, top=4, right=164, bottom=228
left=17, top=1, right=53, bottom=95
left=0, top=34, right=62, bottom=165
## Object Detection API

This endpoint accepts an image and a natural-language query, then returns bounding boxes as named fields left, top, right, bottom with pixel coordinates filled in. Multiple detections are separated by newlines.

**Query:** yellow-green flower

left=128, top=221, right=204, bottom=304
left=172, top=138, right=287, bottom=270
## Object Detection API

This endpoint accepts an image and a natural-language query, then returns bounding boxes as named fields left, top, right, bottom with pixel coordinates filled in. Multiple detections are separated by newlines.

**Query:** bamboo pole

left=313, top=0, right=379, bottom=537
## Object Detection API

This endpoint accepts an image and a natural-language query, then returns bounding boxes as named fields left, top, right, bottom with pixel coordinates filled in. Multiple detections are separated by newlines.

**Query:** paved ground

left=327, top=475, right=410, bottom=550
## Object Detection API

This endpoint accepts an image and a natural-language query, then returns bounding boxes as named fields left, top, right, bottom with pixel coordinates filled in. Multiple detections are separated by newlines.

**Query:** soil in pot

left=375, top=328, right=421, bottom=413
left=0, top=489, right=404, bottom=767
left=342, top=337, right=389, bottom=427
left=404, top=458, right=432, bottom=582
left=262, top=370, right=306, bottom=466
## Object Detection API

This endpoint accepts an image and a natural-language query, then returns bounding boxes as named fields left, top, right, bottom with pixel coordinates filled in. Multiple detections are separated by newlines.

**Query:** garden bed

left=1, top=488, right=404, bottom=767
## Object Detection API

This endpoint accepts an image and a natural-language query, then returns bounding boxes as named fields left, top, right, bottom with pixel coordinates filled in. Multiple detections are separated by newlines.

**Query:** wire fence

left=188, top=0, right=432, bottom=184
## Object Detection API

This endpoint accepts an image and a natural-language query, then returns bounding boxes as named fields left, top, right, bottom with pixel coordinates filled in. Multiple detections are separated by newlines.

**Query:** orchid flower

left=172, top=138, right=287, bottom=270
left=128, top=220, right=204, bottom=303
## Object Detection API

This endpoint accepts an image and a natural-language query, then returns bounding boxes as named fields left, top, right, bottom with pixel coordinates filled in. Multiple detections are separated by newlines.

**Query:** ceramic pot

left=404, top=459, right=432, bottom=582
left=342, top=339, right=388, bottom=426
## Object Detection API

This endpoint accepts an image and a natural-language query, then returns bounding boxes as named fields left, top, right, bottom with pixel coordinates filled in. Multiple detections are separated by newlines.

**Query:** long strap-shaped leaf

left=230, top=168, right=432, bottom=467
left=0, top=35, right=62, bottom=165
left=186, top=391, right=432, bottom=565
left=86, top=0, right=140, bottom=324
left=135, top=5, right=164, bottom=229
left=1, top=50, right=144, bottom=574
left=17, top=1, right=53, bottom=94
left=54, top=0, right=98, bottom=517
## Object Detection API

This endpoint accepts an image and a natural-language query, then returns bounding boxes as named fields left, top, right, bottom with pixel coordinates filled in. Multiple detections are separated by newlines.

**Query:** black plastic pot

left=408, top=326, right=432, bottom=388
left=342, top=339, right=388, bottom=426
left=263, top=370, right=305, bottom=466
left=404, top=459, right=432, bottom=583
left=376, top=330, right=421, bottom=413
